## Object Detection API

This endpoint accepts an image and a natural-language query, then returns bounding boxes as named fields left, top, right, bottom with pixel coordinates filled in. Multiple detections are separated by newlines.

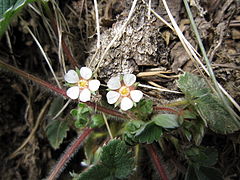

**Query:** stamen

left=119, top=86, right=130, bottom=96
left=78, top=80, right=88, bottom=88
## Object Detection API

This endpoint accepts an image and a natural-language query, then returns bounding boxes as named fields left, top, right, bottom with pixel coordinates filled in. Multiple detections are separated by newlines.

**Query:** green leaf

left=177, top=72, right=210, bottom=99
left=197, top=166, right=223, bottom=180
left=195, top=94, right=239, bottom=134
left=123, top=120, right=145, bottom=145
left=0, top=0, right=36, bottom=37
left=185, top=166, right=223, bottom=180
left=192, top=120, right=205, bottom=146
left=46, top=119, right=69, bottom=149
left=100, top=140, right=134, bottom=179
left=185, top=165, right=199, bottom=180
left=182, top=110, right=197, bottom=119
left=91, top=114, right=104, bottom=128
left=125, top=120, right=144, bottom=133
left=71, top=103, right=92, bottom=128
left=185, top=147, right=218, bottom=167
left=177, top=73, right=240, bottom=134
left=131, top=99, right=153, bottom=120
left=75, top=139, right=134, bottom=180
left=135, top=122, right=163, bottom=144
left=73, top=164, right=114, bottom=180
left=152, top=114, right=179, bottom=129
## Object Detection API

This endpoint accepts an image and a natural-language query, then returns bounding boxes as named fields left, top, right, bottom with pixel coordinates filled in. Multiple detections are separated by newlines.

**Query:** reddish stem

left=86, top=101, right=127, bottom=119
left=47, top=127, right=93, bottom=180
left=0, top=59, right=67, bottom=96
left=0, top=59, right=127, bottom=119
left=154, top=106, right=179, bottom=114
left=146, top=144, right=169, bottom=180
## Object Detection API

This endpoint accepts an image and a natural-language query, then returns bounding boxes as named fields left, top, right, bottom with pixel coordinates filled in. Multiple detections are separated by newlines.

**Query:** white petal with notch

left=64, top=70, right=79, bottom=83
left=106, top=91, right=120, bottom=104
left=89, top=80, right=100, bottom=92
left=120, top=97, right=133, bottom=111
left=130, top=90, right=143, bottom=102
left=123, top=74, right=136, bottom=86
left=66, top=86, right=80, bottom=99
left=80, top=67, right=92, bottom=80
left=79, top=88, right=91, bottom=102
left=107, top=76, right=121, bottom=90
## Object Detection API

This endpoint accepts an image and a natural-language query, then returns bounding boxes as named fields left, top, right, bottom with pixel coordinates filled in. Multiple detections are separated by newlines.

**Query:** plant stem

left=146, top=144, right=169, bottom=180
left=153, top=106, right=179, bottom=114
left=0, top=59, right=127, bottom=119
left=86, top=101, right=127, bottom=119
left=0, top=59, right=66, bottom=96
left=47, top=127, right=93, bottom=180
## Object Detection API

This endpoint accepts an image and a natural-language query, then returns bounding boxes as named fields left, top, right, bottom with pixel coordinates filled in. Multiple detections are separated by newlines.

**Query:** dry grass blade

left=181, top=0, right=240, bottom=119
left=52, top=99, right=71, bottom=120
left=158, top=0, right=240, bottom=119
left=139, top=83, right=181, bottom=94
left=137, top=71, right=173, bottom=77
left=26, top=24, right=62, bottom=88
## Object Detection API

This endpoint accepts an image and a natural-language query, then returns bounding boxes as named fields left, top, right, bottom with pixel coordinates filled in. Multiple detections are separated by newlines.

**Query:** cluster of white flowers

left=65, top=67, right=143, bottom=111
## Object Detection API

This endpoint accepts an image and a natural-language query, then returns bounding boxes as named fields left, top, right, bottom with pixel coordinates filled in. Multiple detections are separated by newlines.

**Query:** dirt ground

left=0, top=0, right=240, bottom=179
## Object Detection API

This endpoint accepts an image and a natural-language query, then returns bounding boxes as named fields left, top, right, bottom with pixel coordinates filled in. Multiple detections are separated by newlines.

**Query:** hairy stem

left=0, top=59, right=66, bottom=96
left=153, top=106, right=179, bottom=114
left=146, top=144, right=169, bottom=180
left=0, top=59, right=127, bottom=119
left=47, top=127, right=93, bottom=180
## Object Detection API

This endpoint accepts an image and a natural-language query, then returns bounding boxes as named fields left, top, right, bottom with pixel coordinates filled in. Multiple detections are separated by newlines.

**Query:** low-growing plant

left=0, top=0, right=239, bottom=180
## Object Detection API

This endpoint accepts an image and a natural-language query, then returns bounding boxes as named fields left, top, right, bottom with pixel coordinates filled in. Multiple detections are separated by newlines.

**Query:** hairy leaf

left=177, top=73, right=240, bottom=134
left=152, top=114, right=179, bottom=129
left=131, top=99, right=153, bottom=120
left=185, top=165, right=199, bottom=180
left=185, top=146, right=218, bottom=167
left=197, top=166, right=223, bottom=180
left=0, top=0, right=36, bottom=37
left=185, top=166, right=223, bottom=180
left=75, top=139, right=134, bottom=180
left=90, top=114, right=104, bottom=128
left=73, top=164, right=114, bottom=180
left=177, top=72, right=210, bottom=99
left=71, top=103, right=92, bottom=128
left=135, top=122, right=163, bottom=144
left=46, top=119, right=69, bottom=149
left=195, top=94, right=239, bottom=134
left=123, top=120, right=144, bottom=146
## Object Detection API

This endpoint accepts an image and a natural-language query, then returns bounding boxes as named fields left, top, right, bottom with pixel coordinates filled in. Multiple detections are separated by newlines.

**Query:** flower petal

left=64, top=70, right=79, bottom=83
left=123, top=74, right=136, bottom=86
left=80, top=67, right=92, bottom=80
left=79, top=88, right=91, bottom=102
left=107, top=76, right=121, bottom=90
left=66, top=86, right=80, bottom=99
left=130, top=90, right=143, bottom=102
left=120, top=97, right=133, bottom=111
left=106, top=91, right=120, bottom=104
left=88, top=80, right=100, bottom=92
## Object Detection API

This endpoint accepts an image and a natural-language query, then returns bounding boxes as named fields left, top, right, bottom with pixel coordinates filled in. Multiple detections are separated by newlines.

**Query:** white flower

left=106, top=74, right=143, bottom=111
left=64, top=67, right=100, bottom=102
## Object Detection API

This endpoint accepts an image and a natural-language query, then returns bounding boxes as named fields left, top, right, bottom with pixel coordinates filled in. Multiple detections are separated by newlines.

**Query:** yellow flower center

left=119, top=86, right=130, bottom=96
left=78, top=80, right=88, bottom=88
